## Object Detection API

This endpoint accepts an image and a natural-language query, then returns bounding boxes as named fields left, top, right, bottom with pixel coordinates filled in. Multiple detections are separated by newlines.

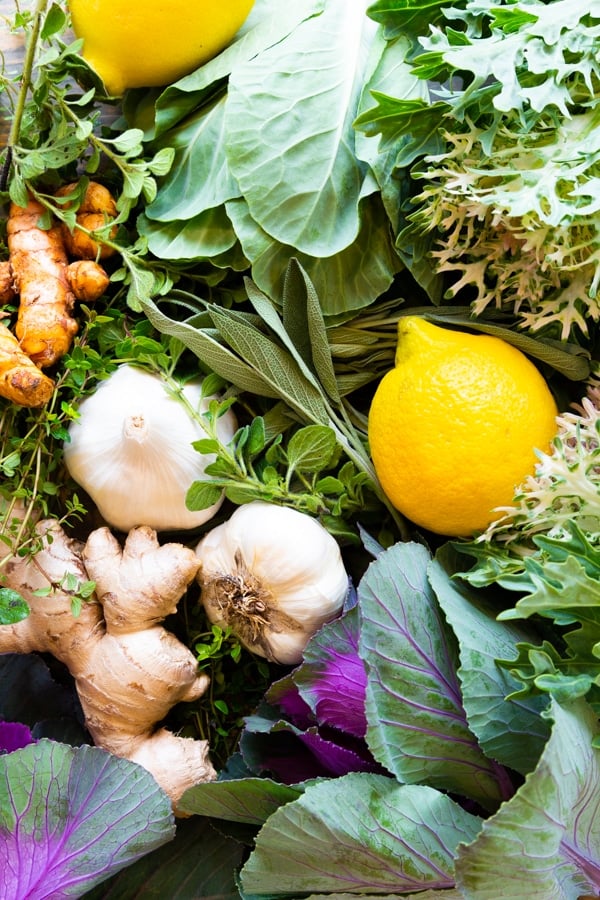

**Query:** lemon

left=368, top=317, right=559, bottom=537
left=68, top=0, right=256, bottom=96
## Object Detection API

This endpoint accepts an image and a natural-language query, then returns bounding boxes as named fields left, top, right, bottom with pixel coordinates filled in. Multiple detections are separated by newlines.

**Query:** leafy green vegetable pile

left=0, top=0, right=599, bottom=896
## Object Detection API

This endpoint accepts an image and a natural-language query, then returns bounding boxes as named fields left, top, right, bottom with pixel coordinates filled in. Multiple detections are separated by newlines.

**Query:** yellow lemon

left=68, top=0, right=256, bottom=96
left=368, top=317, right=559, bottom=537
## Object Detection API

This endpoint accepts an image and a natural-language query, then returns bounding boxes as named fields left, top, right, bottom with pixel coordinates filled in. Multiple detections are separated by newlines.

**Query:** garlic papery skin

left=63, top=364, right=237, bottom=532
left=195, top=501, right=349, bottom=665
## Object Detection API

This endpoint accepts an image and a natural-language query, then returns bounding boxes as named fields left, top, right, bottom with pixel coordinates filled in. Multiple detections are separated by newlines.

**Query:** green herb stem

left=8, top=0, right=48, bottom=150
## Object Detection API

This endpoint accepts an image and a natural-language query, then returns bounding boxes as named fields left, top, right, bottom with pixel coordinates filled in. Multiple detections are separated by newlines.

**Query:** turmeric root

left=0, top=261, right=15, bottom=304
left=0, top=319, right=55, bottom=407
left=66, top=259, right=110, bottom=302
left=7, top=195, right=79, bottom=368
left=55, top=180, right=118, bottom=260
left=0, top=520, right=215, bottom=811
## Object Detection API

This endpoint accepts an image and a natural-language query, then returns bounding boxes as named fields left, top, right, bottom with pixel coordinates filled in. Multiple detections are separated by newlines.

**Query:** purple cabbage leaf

left=0, top=738, right=175, bottom=899
left=239, top=772, right=482, bottom=896
left=456, top=697, right=600, bottom=898
left=238, top=603, right=379, bottom=782
left=0, top=720, right=35, bottom=753
left=292, top=602, right=368, bottom=739
left=429, top=544, right=551, bottom=775
left=239, top=697, right=379, bottom=784
left=358, top=540, right=514, bottom=812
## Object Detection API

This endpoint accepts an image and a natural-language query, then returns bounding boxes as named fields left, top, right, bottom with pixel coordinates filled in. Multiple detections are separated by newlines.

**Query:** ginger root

left=0, top=319, right=55, bottom=407
left=0, top=520, right=215, bottom=811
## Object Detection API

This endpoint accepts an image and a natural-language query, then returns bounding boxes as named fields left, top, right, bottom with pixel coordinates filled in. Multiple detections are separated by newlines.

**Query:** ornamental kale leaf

left=357, top=0, right=600, bottom=341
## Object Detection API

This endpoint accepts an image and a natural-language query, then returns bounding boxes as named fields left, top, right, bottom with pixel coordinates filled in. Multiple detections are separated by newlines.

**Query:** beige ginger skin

left=0, top=520, right=215, bottom=812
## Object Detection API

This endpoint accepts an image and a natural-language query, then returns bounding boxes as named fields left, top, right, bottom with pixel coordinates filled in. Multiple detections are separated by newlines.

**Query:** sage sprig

left=141, top=259, right=410, bottom=541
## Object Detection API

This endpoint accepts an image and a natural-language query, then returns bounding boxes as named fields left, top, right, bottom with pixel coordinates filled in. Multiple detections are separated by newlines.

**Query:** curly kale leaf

left=360, top=0, right=600, bottom=339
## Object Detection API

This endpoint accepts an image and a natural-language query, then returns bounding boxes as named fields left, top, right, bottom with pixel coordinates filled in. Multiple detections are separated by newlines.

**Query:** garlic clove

left=195, top=501, right=349, bottom=665
left=63, top=364, right=237, bottom=532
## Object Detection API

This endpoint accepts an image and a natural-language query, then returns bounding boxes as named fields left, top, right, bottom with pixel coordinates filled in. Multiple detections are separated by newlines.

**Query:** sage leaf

left=244, top=277, right=323, bottom=393
left=283, top=259, right=340, bottom=403
left=208, top=305, right=329, bottom=424
left=140, top=297, right=282, bottom=397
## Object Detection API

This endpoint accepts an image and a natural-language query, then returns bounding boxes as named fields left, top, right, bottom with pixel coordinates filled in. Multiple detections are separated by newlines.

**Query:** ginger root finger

left=83, top=525, right=202, bottom=633
left=0, top=320, right=55, bottom=407
left=66, top=259, right=110, bottom=303
left=55, top=181, right=118, bottom=260
left=0, top=520, right=103, bottom=666
left=8, top=196, right=78, bottom=368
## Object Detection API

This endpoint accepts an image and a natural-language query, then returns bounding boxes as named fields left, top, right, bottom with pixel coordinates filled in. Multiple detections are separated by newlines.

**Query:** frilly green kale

left=460, top=377, right=600, bottom=584
left=456, top=379, right=600, bottom=714
left=360, top=0, right=600, bottom=341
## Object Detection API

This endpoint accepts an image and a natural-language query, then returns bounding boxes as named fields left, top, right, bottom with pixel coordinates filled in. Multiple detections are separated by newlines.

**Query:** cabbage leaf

left=456, top=698, right=600, bottom=898
left=240, top=773, right=482, bottom=896
left=358, top=541, right=513, bottom=811
left=0, top=740, right=175, bottom=898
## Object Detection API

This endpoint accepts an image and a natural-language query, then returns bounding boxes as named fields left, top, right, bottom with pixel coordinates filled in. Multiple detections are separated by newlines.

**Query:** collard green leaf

left=139, top=206, right=241, bottom=261
left=428, top=545, right=550, bottom=775
left=0, top=740, right=174, bottom=898
left=226, top=192, right=401, bottom=317
left=240, top=773, right=482, bottom=896
left=225, top=0, right=376, bottom=257
left=145, top=97, right=240, bottom=223
left=359, top=541, right=508, bottom=810
left=455, top=698, right=600, bottom=898
left=178, top=777, right=303, bottom=824
left=152, top=0, right=327, bottom=135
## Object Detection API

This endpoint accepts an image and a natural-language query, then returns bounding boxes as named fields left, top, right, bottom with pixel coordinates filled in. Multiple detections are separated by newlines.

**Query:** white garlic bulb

left=195, top=501, right=349, bottom=665
left=63, top=364, right=237, bottom=532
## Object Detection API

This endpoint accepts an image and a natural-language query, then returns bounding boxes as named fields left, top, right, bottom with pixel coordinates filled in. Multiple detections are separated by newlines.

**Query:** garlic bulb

left=195, top=501, right=349, bottom=665
left=63, top=364, right=237, bottom=532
